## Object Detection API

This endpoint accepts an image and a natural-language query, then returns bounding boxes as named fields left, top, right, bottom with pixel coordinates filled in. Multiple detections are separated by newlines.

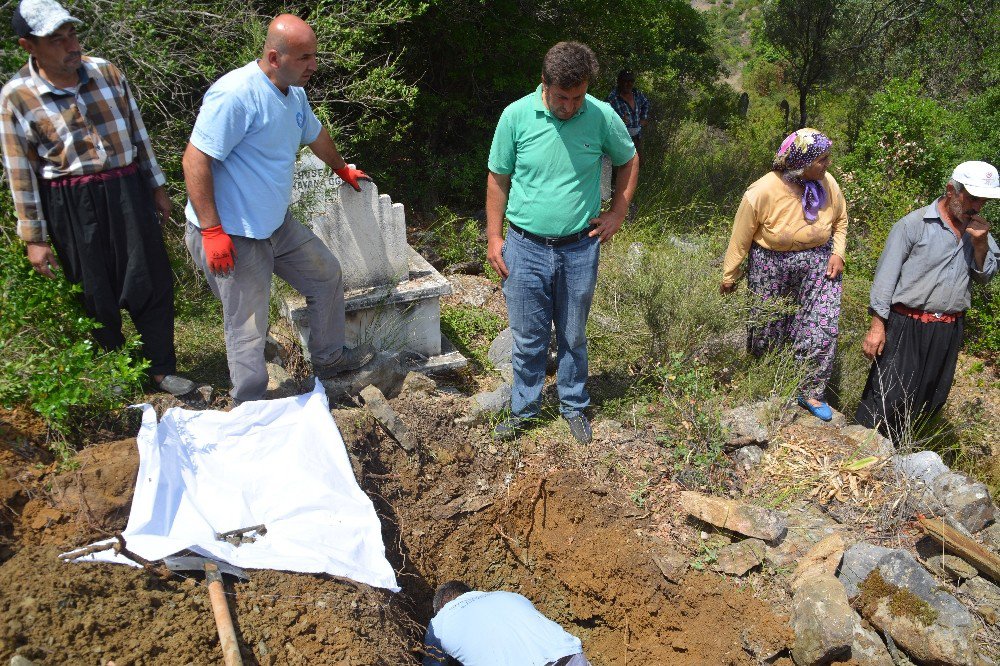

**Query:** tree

left=760, top=0, right=840, bottom=129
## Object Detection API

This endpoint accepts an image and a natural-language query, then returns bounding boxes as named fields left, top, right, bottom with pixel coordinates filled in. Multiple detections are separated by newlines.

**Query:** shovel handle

left=205, top=562, right=244, bottom=666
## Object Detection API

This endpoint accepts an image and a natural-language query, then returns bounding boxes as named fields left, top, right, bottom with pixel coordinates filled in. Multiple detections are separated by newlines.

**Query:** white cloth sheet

left=64, top=380, right=399, bottom=592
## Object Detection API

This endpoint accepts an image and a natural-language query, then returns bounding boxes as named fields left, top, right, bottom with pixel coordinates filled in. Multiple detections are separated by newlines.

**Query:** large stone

left=982, top=520, right=1000, bottom=551
left=679, top=491, right=787, bottom=542
left=360, top=384, right=416, bottom=452
left=837, top=543, right=899, bottom=600
left=791, top=574, right=855, bottom=666
left=790, top=533, right=845, bottom=592
left=893, top=451, right=949, bottom=486
left=849, top=612, right=894, bottom=666
left=714, top=538, right=766, bottom=576
left=931, top=471, right=996, bottom=534
left=925, top=554, right=979, bottom=583
left=861, top=550, right=980, bottom=666
left=321, top=352, right=407, bottom=402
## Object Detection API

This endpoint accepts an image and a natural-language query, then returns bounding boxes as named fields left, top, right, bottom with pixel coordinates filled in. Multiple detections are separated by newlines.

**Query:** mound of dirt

left=1, top=389, right=795, bottom=665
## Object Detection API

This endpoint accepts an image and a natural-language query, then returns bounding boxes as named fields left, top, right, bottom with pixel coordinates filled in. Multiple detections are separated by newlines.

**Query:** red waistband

left=892, top=304, right=964, bottom=323
left=47, top=162, right=139, bottom=188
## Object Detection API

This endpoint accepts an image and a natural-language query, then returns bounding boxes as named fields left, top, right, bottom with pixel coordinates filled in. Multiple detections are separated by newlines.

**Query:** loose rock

left=849, top=611, right=894, bottom=666
left=841, top=425, right=895, bottom=458
left=791, top=574, right=854, bottom=666
left=960, top=576, right=1000, bottom=610
left=714, top=538, right=766, bottom=576
left=791, top=533, right=845, bottom=592
left=652, top=548, right=689, bottom=584
left=931, top=471, right=996, bottom=534
left=322, top=352, right=406, bottom=401
left=400, top=371, right=437, bottom=395
left=265, top=362, right=300, bottom=399
left=734, top=445, right=764, bottom=471
left=893, top=451, right=949, bottom=486
left=680, top=491, right=787, bottom=542
left=925, top=554, right=979, bottom=583
left=721, top=402, right=771, bottom=447
left=360, top=384, right=416, bottom=452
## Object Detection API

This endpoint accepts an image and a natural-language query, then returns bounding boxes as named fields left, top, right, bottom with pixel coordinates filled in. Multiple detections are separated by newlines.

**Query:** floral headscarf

left=773, top=128, right=833, bottom=221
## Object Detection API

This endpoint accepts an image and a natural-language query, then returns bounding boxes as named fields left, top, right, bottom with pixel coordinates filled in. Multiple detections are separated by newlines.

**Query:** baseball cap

left=12, top=0, right=82, bottom=39
left=952, top=160, right=1000, bottom=199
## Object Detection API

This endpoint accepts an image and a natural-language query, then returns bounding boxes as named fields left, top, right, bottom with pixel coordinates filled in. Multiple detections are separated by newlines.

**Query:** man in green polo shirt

left=486, top=41, right=638, bottom=443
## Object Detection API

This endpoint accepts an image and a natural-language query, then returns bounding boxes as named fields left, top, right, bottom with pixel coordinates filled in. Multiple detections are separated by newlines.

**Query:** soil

left=0, top=388, right=795, bottom=665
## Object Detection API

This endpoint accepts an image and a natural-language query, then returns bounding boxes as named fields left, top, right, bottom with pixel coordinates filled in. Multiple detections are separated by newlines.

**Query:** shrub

left=0, top=233, right=147, bottom=458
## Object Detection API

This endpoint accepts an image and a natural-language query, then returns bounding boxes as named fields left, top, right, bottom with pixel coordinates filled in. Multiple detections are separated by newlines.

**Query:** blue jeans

left=502, top=229, right=601, bottom=419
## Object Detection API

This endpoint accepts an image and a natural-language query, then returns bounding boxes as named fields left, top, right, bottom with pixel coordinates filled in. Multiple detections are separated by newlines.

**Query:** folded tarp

left=64, top=379, right=400, bottom=592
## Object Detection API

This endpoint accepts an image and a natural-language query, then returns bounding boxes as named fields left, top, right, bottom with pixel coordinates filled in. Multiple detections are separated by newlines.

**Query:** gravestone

left=279, top=150, right=465, bottom=373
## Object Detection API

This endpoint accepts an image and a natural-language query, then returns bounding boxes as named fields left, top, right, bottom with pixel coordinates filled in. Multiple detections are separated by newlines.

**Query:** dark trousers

left=39, top=170, right=177, bottom=376
left=855, top=311, right=963, bottom=440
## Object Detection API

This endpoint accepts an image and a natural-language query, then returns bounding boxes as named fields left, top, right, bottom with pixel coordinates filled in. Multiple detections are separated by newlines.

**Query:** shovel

left=165, top=556, right=248, bottom=666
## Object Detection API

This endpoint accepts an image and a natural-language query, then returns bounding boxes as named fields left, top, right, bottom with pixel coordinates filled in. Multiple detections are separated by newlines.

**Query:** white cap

left=13, top=0, right=82, bottom=38
left=951, top=160, right=1000, bottom=199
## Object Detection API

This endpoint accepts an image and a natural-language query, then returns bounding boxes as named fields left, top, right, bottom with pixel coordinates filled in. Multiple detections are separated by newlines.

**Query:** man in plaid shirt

left=0, top=0, right=194, bottom=396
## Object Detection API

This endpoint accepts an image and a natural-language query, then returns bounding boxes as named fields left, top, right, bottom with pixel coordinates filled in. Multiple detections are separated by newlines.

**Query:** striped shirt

left=0, top=55, right=165, bottom=242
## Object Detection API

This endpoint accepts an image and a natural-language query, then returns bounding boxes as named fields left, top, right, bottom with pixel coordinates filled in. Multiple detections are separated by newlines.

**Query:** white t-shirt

left=185, top=61, right=322, bottom=239
left=423, top=591, right=583, bottom=666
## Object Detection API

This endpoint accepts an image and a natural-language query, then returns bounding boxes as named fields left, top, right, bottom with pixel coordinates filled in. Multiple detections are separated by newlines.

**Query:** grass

left=440, top=304, right=505, bottom=372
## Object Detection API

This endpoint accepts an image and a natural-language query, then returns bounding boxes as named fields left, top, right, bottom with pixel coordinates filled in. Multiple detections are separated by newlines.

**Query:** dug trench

left=0, top=389, right=792, bottom=665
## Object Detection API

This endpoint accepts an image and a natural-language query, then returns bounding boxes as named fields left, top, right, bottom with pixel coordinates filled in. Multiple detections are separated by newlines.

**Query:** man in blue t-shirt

left=183, top=14, right=374, bottom=403
left=486, top=42, right=638, bottom=444
left=423, top=581, right=590, bottom=666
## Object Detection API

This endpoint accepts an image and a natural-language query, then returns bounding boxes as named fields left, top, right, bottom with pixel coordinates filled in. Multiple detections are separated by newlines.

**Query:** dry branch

left=916, top=515, right=1000, bottom=585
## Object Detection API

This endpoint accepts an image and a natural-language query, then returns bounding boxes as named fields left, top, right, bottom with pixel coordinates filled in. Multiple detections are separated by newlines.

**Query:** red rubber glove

left=201, top=224, right=236, bottom=276
left=334, top=165, right=369, bottom=192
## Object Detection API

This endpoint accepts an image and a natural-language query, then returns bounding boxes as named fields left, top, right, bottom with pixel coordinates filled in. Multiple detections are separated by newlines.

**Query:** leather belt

left=510, top=222, right=589, bottom=247
left=892, top=304, right=964, bottom=323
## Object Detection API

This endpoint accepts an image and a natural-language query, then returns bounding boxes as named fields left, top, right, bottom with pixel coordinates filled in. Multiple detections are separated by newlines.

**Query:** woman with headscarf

left=720, top=128, right=848, bottom=421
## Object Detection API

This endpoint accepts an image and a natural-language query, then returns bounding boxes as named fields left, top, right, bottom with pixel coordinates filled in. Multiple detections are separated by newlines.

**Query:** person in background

left=485, top=41, right=638, bottom=444
left=606, top=69, right=649, bottom=162
left=0, top=0, right=196, bottom=396
left=856, top=161, right=1000, bottom=439
left=423, top=581, right=591, bottom=666
left=721, top=128, right=848, bottom=421
left=183, top=14, right=374, bottom=405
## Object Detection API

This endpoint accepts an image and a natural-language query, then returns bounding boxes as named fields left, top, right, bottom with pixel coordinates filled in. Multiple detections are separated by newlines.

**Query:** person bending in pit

left=423, top=581, right=590, bottom=666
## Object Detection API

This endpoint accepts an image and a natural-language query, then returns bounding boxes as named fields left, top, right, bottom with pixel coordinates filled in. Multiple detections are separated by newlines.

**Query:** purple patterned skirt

left=747, top=241, right=842, bottom=400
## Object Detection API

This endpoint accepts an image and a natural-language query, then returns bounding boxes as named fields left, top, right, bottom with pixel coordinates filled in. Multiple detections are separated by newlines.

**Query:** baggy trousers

left=855, top=311, right=963, bottom=440
left=186, top=211, right=345, bottom=402
left=39, top=168, right=177, bottom=376
left=746, top=241, right=842, bottom=401
left=502, top=229, right=601, bottom=419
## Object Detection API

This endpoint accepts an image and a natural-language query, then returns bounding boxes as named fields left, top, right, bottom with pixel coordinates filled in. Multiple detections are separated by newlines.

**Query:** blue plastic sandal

left=798, top=396, right=833, bottom=422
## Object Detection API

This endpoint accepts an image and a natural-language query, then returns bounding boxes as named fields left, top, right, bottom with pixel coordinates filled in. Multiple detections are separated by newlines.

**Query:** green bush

left=0, top=234, right=147, bottom=455
left=440, top=304, right=505, bottom=371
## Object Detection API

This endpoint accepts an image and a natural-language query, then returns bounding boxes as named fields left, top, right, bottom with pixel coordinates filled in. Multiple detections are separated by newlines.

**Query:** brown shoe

left=314, top=343, right=376, bottom=379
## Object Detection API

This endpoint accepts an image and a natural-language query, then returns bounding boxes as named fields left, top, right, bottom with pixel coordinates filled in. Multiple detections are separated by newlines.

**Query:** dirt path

left=1, top=390, right=793, bottom=665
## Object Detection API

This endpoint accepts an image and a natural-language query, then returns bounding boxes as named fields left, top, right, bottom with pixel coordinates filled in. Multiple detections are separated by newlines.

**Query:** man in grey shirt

left=856, top=161, right=1000, bottom=439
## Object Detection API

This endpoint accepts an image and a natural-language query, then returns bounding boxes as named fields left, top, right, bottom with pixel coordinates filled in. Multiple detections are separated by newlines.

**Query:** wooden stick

left=205, top=562, right=244, bottom=666
left=59, top=541, right=117, bottom=561
left=916, top=515, right=1000, bottom=585
left=112, top=533, right=172, bottom=580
